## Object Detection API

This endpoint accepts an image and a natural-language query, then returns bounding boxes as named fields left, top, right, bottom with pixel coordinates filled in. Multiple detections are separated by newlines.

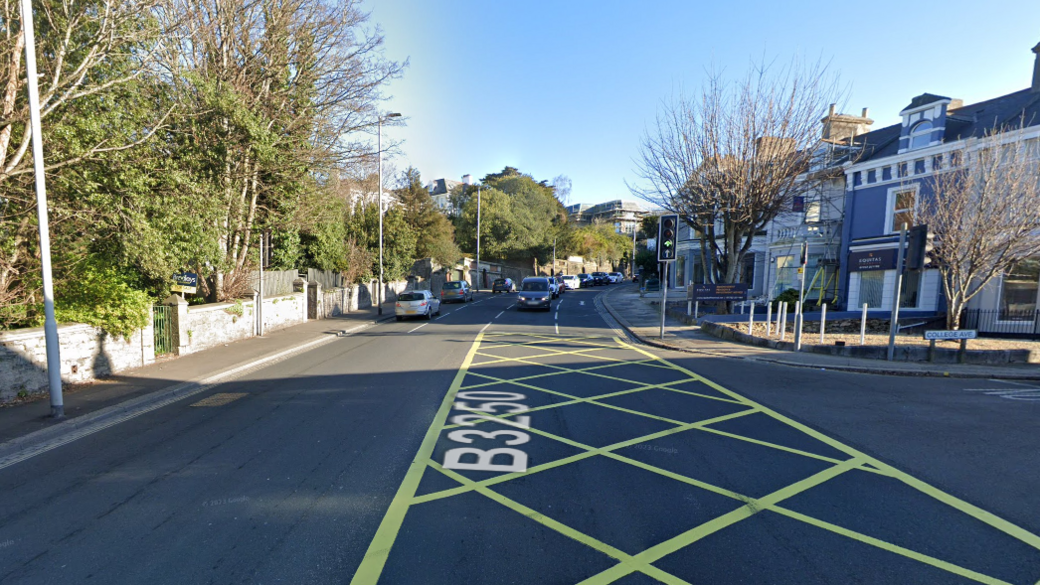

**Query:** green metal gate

left=153, top=305, right=174, bottom=355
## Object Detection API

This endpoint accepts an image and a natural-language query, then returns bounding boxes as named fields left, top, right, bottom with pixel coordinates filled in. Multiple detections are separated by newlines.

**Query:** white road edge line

left=481, top=322, right=492, bottom=333
left=555, top=323, right=559, bottom=334
left=408, top=323, right=429, bottom=334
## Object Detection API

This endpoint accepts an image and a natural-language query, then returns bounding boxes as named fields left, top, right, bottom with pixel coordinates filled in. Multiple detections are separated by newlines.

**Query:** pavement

left=1, top=285, right=1039, bottom=584
left=0, top=300, right=400, bottom=446
left=601, top=284, right=1040, bottom=380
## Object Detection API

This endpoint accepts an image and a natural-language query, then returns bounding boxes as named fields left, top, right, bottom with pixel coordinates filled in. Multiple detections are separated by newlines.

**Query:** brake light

left=419, top=301, right=427, bottom=306
left=395, top=302, right=401, bottom=308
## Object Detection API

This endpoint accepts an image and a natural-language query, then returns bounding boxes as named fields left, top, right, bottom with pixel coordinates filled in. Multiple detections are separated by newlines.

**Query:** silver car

left=517, top=278, right=552, bottom=311
left=395, top=290, right=441, bottom=321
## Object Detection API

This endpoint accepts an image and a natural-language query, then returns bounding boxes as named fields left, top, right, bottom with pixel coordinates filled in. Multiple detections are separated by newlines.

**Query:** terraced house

left=839, top=43, right=1040, bottom=334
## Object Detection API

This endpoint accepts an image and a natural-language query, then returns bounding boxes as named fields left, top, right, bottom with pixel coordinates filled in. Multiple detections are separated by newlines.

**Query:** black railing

left=960, top=309, right=1040, bottom=339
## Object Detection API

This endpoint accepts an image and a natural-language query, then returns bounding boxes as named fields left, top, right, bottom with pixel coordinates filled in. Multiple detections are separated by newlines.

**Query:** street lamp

left=377, top=112, right=401, bottom=315
left=463, top=178, right=483, bottom=292
left=21, top=0, right=63, bottom=418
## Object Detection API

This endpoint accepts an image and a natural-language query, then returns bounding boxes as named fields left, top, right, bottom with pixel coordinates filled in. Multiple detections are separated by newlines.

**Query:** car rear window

left=444, top=282, right=462, bottom=289
left=578, top=274, right=589, bottom=278
left=493, top=279, right=506, bottom=284
left=398, top=293, right=424, bottom=301
left=522, top=281, right=549, bottom=291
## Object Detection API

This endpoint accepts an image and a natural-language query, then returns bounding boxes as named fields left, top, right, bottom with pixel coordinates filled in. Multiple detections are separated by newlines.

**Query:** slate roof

left=854, top=87, right=1040, bottom=163
left=902, top=93, right=952, bottom=111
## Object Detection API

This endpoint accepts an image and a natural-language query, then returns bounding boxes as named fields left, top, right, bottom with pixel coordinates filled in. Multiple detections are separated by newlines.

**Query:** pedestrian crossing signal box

left=658, top=214, right=679, bottom=262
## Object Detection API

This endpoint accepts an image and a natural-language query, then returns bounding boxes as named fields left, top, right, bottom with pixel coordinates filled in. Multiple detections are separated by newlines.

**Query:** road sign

left=923, top=329, right=977, bottom=340
left=172, top=272, right=198, bottom=294
left=689, top=283, right=748, bottom=302
left=658, top=214, right=678, bottom=262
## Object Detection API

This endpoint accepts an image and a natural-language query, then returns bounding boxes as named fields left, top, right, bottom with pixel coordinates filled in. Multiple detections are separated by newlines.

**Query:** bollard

left=779, top=303, right=788, bottom=341
left=860, top=303, right=868, bottom=345
left=747, top=304, right=754, bottom=335
left=687, top=299, right=692, bottom=316
left=819, top=304, right=827, bottom=345
left=740, top=302, right=745, bottom=315
left=776, top=302, right=784, bottom=337
left=766, top=303, right=773, bottom=336
left=694, top=301, right=699, bottom=320
left=794, top=301, right=803, bottom=351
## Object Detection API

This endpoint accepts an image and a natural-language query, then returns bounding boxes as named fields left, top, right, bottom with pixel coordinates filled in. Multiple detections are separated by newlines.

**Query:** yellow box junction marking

left=351, top=332, right=1040, bottom=585
left=189, top=392, right=248, bottom=407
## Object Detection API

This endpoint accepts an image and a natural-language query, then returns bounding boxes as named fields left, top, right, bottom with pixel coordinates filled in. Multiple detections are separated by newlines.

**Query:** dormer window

left=909, top=120, right=933, bottom=149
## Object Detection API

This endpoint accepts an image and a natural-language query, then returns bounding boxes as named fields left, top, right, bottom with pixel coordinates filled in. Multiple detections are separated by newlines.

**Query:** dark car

left=517, top=277, right=552, bottom=311
left=440, top=280, right=473, bottom=303
left=592, top=272, right=609, bottom=286
left=491, top=278, right=515, bottom=293
left=576, top=273, right=593, bottom=288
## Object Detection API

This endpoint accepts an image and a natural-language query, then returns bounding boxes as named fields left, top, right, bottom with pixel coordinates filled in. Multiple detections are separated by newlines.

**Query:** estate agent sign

left=171, top=272, right=198, bottom=294
left=688, top=283, right=748, bottom=302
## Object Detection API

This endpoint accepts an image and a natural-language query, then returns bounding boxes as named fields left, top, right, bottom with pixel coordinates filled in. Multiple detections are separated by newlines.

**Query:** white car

left=395, top=290, right=440, bottom=321
left=608, top=272, right=624, bottom=283
left=561, top=275, right=581, bottom=290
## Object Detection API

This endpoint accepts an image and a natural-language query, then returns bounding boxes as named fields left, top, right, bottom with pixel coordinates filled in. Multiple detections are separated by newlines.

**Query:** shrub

left=48, top=263, right=152, bottom=338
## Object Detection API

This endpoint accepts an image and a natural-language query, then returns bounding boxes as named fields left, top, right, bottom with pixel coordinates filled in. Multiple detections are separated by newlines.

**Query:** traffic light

left=658, top=214, right=679, bottom=261
left=906, top=225, right=936, bottom=270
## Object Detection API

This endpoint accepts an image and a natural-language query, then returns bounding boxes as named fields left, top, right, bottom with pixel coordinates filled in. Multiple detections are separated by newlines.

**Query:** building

left=762, top=105, right=873, bottom=303
left=839, top=42, right=1040, bottom=328
left=565, top=200, right=649, bottom=235
left=427, top=178, right=462, bottom=213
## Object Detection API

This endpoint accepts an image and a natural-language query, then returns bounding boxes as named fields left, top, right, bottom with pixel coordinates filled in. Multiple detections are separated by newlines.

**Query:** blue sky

left=365, top=0, right=1040, bottom=206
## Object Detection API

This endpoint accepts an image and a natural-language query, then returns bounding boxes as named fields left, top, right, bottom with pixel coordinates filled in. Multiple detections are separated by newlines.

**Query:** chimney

left=820, top=107, right=874, bottom=142
left=1033, top=42, right=1040, bottom=92
left=462, top=174, right=473, bottom=185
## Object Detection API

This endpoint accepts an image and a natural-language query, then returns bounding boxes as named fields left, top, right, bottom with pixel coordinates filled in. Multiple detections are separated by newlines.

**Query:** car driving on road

left=395, top=290, right=440, bottom=321
left=517, top=277, right=553, bottom=311
left=592, top=272, right=609, bottom=286
left=491, top=278, right=515, bottom=293
left=440, top=280, right=473, bottom=303
left=576, top=273, right=593, bottom=288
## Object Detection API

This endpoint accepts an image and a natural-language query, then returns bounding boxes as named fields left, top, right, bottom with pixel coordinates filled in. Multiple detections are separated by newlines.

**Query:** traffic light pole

left=660, top=262, right=668, bottom=339
left=656, top=214, right=679, bottom=340
left=887, top=223, right=908, bottom=361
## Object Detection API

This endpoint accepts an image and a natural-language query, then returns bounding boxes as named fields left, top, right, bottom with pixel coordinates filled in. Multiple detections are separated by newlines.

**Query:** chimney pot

left=1033, top=42, right=1040, bottom=92
left=829, top=103, right=836, bottom=116
left=861, top=107, right=869, bottom=118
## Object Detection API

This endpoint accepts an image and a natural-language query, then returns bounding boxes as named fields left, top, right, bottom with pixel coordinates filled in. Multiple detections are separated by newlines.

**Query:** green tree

left=394, top=168, right=461, bottom=266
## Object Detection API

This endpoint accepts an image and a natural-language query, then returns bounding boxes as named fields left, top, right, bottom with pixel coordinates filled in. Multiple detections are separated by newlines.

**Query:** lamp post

left=21, top=0, right=63, bottom=418
left=377, top=112, right=401, bottom=315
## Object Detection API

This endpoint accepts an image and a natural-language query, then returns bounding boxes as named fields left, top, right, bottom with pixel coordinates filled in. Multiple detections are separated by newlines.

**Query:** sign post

left=924, top=329, right=977, bottom=363
left=171, top=272, right=198, bottom=295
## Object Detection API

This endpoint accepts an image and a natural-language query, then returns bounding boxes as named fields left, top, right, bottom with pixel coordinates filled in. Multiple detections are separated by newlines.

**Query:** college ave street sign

left=172, top=272, right=198, bottom=294
left=923, top=329, right=977, bottom=340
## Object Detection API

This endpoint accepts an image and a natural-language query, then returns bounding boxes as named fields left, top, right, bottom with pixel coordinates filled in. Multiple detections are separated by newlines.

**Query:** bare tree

left=631, top=59, right=843, bottom=304
left=915, top=128, right=1040, bottom=329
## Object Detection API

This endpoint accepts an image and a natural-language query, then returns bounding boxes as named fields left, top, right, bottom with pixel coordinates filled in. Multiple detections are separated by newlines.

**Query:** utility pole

left=21, top=0, right=63, bottom=418
left=552, top=237, right=557, bottom=276
left=476, top=184, right=481, bottom=291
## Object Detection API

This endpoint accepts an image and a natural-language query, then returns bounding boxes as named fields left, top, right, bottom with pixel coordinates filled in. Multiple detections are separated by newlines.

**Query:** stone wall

left=261, top=292, right=305, bottom=333
left=0, top=318, right=155, bottom=401
left=182, top=300, right=256, bottom=354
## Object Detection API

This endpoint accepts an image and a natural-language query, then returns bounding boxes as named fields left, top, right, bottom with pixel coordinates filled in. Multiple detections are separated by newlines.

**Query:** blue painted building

left=839, top=42, right=1040, bottom=321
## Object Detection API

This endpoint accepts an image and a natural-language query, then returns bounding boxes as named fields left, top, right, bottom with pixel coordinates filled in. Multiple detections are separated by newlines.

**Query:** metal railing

left=960, top=309, right=1040, bottom=338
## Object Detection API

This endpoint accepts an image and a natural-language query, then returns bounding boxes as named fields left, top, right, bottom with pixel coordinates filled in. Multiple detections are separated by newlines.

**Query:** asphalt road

left=1, top=286, right=1039, bottom=584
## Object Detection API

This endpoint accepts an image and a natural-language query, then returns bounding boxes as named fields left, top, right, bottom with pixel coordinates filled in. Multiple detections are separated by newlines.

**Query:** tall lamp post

left=463, top=177, right=483, bottom=292
left=21, top=0, right=63, bottom=418
left=377, top=112, right=401, bottom=315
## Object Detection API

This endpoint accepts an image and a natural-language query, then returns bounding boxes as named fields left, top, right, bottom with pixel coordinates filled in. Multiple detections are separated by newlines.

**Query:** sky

left=364, top=0, right=1040, bottom=206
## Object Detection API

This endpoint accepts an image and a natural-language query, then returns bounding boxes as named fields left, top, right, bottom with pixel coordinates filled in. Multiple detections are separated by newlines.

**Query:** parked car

left=395, top=290, right=440, bottom=321
left=517, top=277, right=553, bottom=311
left=546, top=277, right=560, bottom=299
left=440, top=280, right=473, bottom=303
left=561, top=275, right=581, bottom=290
left=576, top=273, right=594, bottom=288
left=491, top=278, right=515, bottom=293
left=552, top=276, right=565, bottom=296
left=592, top=272, right=609, bottom=286
left=609, top=272, right=624, bottom=283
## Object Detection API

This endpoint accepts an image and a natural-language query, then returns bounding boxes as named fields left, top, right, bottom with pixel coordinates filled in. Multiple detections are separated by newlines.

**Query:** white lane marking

left=555, top=323, right=559, bottom=334
left=963, top=386, right=1040, bottom=401
left=554, top=311, right=558, bottom=320
left=408, top=323, right=429, bottom=334
left=495, top=311, right=504, bottom=319
left=480, top=322, right=492, bottom=333
left=579, top=301, right=585, bottom=306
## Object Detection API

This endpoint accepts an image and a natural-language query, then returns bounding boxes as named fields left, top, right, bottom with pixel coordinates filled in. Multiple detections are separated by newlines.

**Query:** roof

left=901, top=93, right=952, bottom=111
left=428, top=178, right=461, bottom=195
left=855, top=88, right=1040, bottom=163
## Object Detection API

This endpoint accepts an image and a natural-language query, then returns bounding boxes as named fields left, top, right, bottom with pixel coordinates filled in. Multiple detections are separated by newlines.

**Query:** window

left=887, top=188, right=916, bottom=233
left=900, top=271, right=921, bottom=308
left=742, top=254, right=755, bottom=288
left=909, top=120, right=933, bottom=149
left=859, top=271, right=885, bottom=308
left=1000, top=258, right=1040, bottom=319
